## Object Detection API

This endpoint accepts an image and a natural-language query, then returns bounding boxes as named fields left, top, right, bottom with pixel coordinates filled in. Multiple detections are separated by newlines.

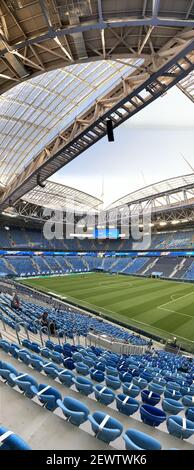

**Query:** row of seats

left=0, top=226, right=193, bottom=250
left=0, top=292, right=148, bottom=345
left=1, top=339, right=194, bottom=442
left=1, top=358, right=193, bottom=447
left=1, top=254, right=194, bottom=280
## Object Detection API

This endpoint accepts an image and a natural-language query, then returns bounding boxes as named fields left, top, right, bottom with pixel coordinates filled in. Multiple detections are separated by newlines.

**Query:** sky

left=51, top=86, right=194, bottom=207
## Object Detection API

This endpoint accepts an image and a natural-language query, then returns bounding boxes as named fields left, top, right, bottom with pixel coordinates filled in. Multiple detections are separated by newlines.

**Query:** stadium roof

left=0, top=1, right=193, bottom=209
left=0, top=1, right=193, bottom=95
left=107, top=174, right=194, bottom=210
left=21, top=179, right=102, bottom=212
left=0, top=57, right=140, bottom=187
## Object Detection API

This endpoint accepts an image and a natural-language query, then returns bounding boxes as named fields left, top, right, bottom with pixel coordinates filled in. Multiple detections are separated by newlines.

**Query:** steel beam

left=0, top=40, right=193, bottom=210
left=0, top=17, right=193, bottom=59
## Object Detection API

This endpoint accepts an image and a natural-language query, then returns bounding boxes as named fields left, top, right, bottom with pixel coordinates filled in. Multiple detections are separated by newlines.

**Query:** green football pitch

left=21, top=273, right=194, bottom=347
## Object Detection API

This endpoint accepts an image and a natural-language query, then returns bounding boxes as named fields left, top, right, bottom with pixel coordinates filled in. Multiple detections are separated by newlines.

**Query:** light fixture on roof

left=106, top=118, right=114, bottom=142
left=37, top=174, right=46, bottom=188
left=171, top=220, right=180, bottom=225
left=159, top=221, right=167, bottom=226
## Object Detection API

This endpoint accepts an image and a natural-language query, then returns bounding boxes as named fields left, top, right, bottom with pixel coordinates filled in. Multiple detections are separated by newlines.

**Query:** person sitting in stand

left=40, top=312, right=49, bottom=327
left=11, top=292, right=20, bottom=310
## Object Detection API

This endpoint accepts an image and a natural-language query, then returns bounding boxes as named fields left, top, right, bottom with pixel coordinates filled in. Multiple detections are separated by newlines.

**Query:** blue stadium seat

left=0, top=362, right=19, bottom=387
left=181, top=386, right=194, bottom=396
left=105, top=375, right=121, bottom=390
left=17, top=350, right=31, bottom=366
left=140, top=404, right=166, bottom=427
left=57, top=396, right=89, bottom=426
left=0, top=426, right=31, bottom=450
left=93, top=385, right=115, bottom=405
left=73, top=376, right=93, bottom=395
left=82, top=357, right=94, bottom=368
left=148, top=382, right=164, bottom=396
left=30, top=355, right=44, bottom=372
left=182, top=395, right=194, bottom=407
left=72, top=352, right=83, bottom=362
left=10, top=373, right=38, bottom=398
left=51, top=351, right=63, bottom=365
left=166, top=381, right=180, bottom=392
left=152, top=377, right=166, bottom=387
left=43, top=363, right=59, bottom=379
left=41, top=347, right=51, bottom=358
left=119, top=371, right=132, bottom=383
left=185, top=407, right=194, bottom=422
left=88, top=412, right=123, bottom=443
left=90, top=368, right=104, bottom=383
left=116, top=394, right=139, bottom=416
left=141, top=390, right=160, bottom=406
left=0, top=340, right=10, bottom=353
left=164, top=389, right=182, bottom=401
left=9, top=343, right=20, bottom=359
left=122, top=383, right=140, bottom=398
left=32, top=384, right=62, bottom=411
left=75, top=362, right=89, bottom=376
left=133, top=377, right=147, bottom=389
left=57, top=369, right=75, bottom=387
left=63, top=357, right=75, bottom=370
left=105, top=366, right=118, bottom=377
left=162, top=398, right=184, bottom=415
left=167, top=416, right=194, bottom=439
left=123, top=428, right=162, bottom=450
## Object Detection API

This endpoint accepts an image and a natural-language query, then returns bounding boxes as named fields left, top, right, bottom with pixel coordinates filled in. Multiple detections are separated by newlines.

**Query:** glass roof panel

left=107, top=174, right=194, bottom=209
left=22, top=180, right=103, bottom=213
left=0, top=58, right=142, bottom=187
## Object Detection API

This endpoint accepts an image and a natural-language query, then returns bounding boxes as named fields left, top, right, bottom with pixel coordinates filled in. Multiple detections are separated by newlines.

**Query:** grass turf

left=21, top=273, right=194, bottom=347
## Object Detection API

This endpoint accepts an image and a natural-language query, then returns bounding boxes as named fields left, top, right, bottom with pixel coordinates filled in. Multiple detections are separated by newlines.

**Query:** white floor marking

left=158, top=291, right=194, bottom=318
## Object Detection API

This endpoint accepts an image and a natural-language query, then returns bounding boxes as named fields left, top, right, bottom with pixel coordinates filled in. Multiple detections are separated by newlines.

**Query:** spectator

left=11, top=292, right=20, bottom=310
left=40, top=312, right=49, bottom=327
left=49, top=320, right=56, bottom=336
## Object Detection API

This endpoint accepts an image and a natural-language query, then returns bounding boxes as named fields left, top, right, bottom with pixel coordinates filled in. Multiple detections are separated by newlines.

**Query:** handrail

left=0, top=313, right=6, bottom=332
left=15, top=321, right=29, bottom=345
left=57, top=329, right=66, bottom=345
left=39, top=325, right=50, bottom=347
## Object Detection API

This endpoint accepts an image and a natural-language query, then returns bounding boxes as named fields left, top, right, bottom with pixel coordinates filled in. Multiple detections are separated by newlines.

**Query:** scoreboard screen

left=93, top=228, right=119, bottom=239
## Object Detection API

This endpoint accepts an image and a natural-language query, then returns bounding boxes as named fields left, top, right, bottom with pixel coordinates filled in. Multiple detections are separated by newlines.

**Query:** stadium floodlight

left=159, top=221, right=167, bottom=226
left=171, top=220, right=180, bottom=225
left=181, top=219, right=189, bottom=223
left=1, top=211, right=17, bottom=217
